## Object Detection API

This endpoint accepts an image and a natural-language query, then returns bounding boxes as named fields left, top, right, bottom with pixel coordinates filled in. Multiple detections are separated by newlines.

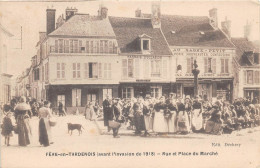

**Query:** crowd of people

left=102, top=94, right=260, bottom=138
left=1, top=94, right=260, bottom=143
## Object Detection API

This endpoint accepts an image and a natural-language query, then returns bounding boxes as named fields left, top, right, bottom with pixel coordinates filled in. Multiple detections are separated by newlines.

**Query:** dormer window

left=143, top=40, right=150, bottom=50
left=139, top=34, right=152, bottom=53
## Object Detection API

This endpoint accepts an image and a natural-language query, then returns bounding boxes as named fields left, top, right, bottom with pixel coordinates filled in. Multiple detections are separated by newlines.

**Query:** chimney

left=66, top=7, right=78, bottom=20
left=244, top=21, right=252, bottom=41
left=221, top=17, right=231, bottom=38
left=151, top=2, right=161, bottom=29
left=39, top=32, right=46, bottom=41
left=135, top=8, right=142, bottom=17
left=98, top=5, right=108, bottom=19
left=209, top=8, right=218, bottom=29
left=46, top=8, right=56, bottom=35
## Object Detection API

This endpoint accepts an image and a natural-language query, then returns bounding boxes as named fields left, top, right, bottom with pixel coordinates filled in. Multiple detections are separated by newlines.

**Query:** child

left=1, top=112, right=14, bottom=146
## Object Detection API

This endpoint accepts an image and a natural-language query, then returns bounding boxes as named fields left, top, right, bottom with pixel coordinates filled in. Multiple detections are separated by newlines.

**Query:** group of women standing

left=1, top=96, right=54, bottom=147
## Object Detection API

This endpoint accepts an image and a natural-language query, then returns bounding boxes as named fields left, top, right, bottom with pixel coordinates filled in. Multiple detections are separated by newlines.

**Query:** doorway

left=184, top=87, right=194, bottom=98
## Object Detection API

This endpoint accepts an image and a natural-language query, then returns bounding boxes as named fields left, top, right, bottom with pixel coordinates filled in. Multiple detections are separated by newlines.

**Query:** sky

left=0, top=0, right=259, bottom=78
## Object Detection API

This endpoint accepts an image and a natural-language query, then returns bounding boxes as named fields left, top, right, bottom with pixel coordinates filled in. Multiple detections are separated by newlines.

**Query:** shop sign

left=136, top=79, right=151, bottom=82
left=127, top=55, right=162, bottom=59
left=172, top=48, right=233, bottom=57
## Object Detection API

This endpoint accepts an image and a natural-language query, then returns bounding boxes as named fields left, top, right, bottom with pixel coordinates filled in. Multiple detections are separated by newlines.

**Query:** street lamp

left=192, top=60, right=200, bottom=97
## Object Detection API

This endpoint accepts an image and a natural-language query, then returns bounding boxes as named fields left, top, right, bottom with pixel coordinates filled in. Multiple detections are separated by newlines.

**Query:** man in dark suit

left=103, top=95, right=112, bottom=132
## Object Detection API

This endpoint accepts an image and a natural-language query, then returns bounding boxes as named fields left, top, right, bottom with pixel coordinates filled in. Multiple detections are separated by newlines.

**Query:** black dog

left=67, top=123, right=84, bottom=136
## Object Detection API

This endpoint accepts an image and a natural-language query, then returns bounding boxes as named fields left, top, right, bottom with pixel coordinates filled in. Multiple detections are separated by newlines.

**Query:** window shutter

left=134, top=59, right=140, bottom=79
left=57, top=63, right=60, bottom=78
left=187, top=58, right=191, bottom=73
left=212, top=58, right=216, bottom=74
left=122, top=59, right=127, bottom=79
left=144, top=59, right=150, bottom=78
left=85, top=63, right=89, bottom=79
left=221, top=59, right=224, bottom=73
left=244, top=70, right=247, bottom=84
left=77, top=63, right=80, bottom=78
left=62, top=63, right=65, bottom=78
left=204, top=58, right=208, bottom=73
left=55, top=40, right=58, bottom=53
left=98, top=63, right=102, bottom=78
left=162, top=60, right=167, bottom=78
left=225, top=59, right=229, bottom=73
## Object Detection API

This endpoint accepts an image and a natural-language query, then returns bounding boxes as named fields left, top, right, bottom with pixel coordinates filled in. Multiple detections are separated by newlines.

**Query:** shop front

left=46, top=84, right=118, bottom=114
left=119, top=82, right=173, bottom=99
left=176, top=78, right=233, bottom=101
left=244, top=88, right=260, bottom=100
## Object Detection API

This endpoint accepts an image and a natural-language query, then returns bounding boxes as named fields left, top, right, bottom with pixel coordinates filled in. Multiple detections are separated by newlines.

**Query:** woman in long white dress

left=38, top=101, right=53, bottom=147
left=177, top=102, right=190, bottom=134
left=191, top=96, right=203, bottom=132
left=153, top=96, right=168, bottom=134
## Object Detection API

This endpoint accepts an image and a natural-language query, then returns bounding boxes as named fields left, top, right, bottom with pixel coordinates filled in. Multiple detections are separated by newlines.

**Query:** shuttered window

left=162, top=60, right=167, bottom=78
left=134, top=58, right=140, bottom=78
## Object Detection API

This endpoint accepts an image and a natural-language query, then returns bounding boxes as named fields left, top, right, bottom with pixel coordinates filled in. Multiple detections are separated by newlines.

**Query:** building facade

left=0, top=23, right=13, bottom=105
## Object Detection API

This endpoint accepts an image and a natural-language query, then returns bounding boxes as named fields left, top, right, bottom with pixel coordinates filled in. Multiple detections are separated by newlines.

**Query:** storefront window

left=57, top=95, right=65, bottom=107
left=103, top=89, right=112, bottom=100
left=151, top=86, right=162, bottom=98
left=122, top=87, right=133, bottom=99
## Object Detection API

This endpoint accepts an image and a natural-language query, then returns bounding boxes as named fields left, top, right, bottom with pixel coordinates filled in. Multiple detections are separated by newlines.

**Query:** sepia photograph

left=0, top=0, right=260, bottom=168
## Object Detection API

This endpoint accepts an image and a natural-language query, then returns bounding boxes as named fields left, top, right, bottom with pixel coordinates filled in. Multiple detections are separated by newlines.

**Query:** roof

left=159, top=14, right=235, bottom=48
left=0, top=24, right=13, bottom=37
left=49, top=14, right=115, bottom=37
left=231, top=38, right=259, bottom=66
left=109, top=16, right=172, bottom=55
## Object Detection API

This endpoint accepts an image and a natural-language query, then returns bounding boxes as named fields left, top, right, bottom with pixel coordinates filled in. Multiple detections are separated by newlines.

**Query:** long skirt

left=144, top=115, right=153, bottom=131
left=168, top=111, right=177, bottom=133
left=17, top=116, right=31, bottom=146
left=39, top=118, right=52, bottom=146
left=177, top=111, right=189, bottom=132
left=192, top=109, right=203, bottom=131
left=134, top=113, right=145, bottom=132
left=153, top=111, right=168, bottom=133
left=85, top=108, right=96, bottom=120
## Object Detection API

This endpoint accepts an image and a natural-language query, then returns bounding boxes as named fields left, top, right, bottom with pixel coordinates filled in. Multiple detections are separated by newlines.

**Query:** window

left=55, top=40, right=58, bottom=53
left=122, top=59, right=134, bottom=79
left=58, top=39, right=63, bottom=53
left=79, top=40, right=84, bottom=53
left=57, top=95, right=65, bottom=107
left=151, top=86, right=162, bottom=98
left=187, top=57, right=194, bottom=73
left=34, top=68, right=40, bottom=81
left=73, top=63, right=80, bottom=78
left=109, top=41, right=113, bottom=53
left=86, top=41, right=89, bottom=53
left=93, top=41, right=97, bottom=53
left=104, top=41, right=108, bottom=53
left=90, top=41, right=93, bottom=53
left=103, top=89, right=112, bottom=100
left=89, top=63, right=98, bottom=78
left=142, top=40, right=150, bottom=50
left=57, top=63, right=65, bottom=79
left=97, top=41, right=100, bottom=53
left=104, top=63, right=112, bottom=79
left=45, top=63, right=49, bottom=80
left=64, top=40, right=69, bottom=53
left=247, top=70, right=253, bottom=84
left=70, top=40, right=73, bottom=53
left=73, top=40, right=78, bottom=53
left=254, top=54, right=259, bottom=64
left=255, top=71, right=260, bottom=84
left=122, top=87, right=133, bottom=99
left=204, top=58, right=216, bottom=73
left=220, top=58, right=229, bottom=73
left=151, top=60, right=161, bottom=77
left=100, top=41, right=104, bottom=53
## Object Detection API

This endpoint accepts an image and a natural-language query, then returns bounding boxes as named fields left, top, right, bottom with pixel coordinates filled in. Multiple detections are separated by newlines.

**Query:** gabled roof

left=159, top=15, right=235, bottom=48
left=49, top=14, right=116, bottom=37
left=231, top=37, right=258, bottom=66
left=109, top=16, right=172, bottom=55
left=0, top=24, right=13, bottom=37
